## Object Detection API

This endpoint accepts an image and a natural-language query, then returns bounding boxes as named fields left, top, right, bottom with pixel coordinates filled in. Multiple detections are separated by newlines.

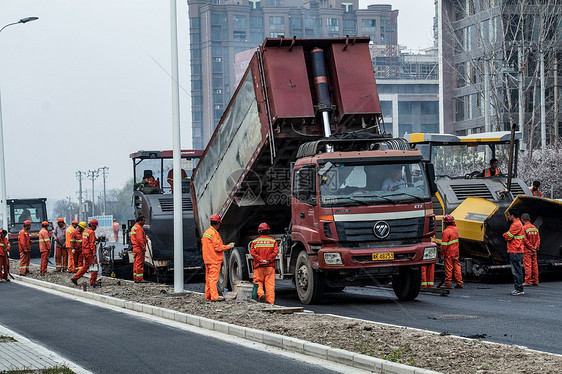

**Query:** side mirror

left=425, top=162, right=437, bottom=194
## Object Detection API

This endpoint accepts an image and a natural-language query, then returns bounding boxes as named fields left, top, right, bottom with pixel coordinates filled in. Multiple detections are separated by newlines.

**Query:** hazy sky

left=0, top=0, right=434, bottom=213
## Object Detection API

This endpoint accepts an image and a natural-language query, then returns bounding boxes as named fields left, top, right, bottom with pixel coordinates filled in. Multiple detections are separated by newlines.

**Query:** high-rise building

left=437, top=0, right=562, bottom=144
left=187, top=0, right=398, bottom=149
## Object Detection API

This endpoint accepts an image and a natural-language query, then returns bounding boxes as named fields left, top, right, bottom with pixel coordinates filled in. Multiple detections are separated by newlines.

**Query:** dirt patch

left=12, top=261, right=562, bottom=373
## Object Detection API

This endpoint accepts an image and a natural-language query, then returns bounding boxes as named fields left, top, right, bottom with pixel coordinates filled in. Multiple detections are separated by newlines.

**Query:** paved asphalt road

left=0, top=284, right=344, bottom=374
left=185, top=278, right=562, bottom=355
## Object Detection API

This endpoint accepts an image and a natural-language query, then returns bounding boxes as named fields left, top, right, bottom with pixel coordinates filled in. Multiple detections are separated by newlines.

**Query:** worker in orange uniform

left=421, top=236, right=436, bottom=288
left=440, top=215, right=463, bottom=289
left=38, top=221, right=51, bottom=275
left=18, top=220, right=32, bottom=275
left=66, top=221, right=78, bottom=272
left=503, top=208, right=525, bottom=296
left=0, top=228, right=11, bottom=282
left=53, top=218, right=68, bottom=272
left=482, top=158, right=501, bottom=177
left=71, top=219, right=100, bottom=287
left=250, top=222, right=278, bottom=304
left=130, top=216, right=147, bottom=283
left=71, top=222, right=86, bottom=272
left=521, top=213, right=540, bottom=287
left=201, top=214, right=234, bottom=301
left=167, top=169, right=188, bottom=192
left=112, top=219, right=120, bottom=242
left=530, top=181, right=543, bottom=197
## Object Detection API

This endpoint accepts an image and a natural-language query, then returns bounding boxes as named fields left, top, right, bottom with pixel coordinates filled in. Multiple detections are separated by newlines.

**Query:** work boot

left=509, top=290, right=524, bottom=296
left=259, top=295, right=266, bottom=303
left=5, top=278, right=10, bottom=282
left=439, top=284, right=452, bottom=289
left=454, top=284, right=463, bottom=289
left=91, top=281, right=102, bottom=288
left=211, top=296, right=225, bottom=302
left=70, top=278, right=78, bottom=286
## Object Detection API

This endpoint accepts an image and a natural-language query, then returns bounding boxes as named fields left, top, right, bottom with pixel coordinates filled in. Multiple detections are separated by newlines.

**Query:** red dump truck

left=191, top=37, right=437, bottom=304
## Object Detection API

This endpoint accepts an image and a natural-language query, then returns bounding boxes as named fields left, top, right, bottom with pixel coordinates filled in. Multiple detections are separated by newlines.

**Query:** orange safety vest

left=0, top=237, right=10, bottom=256
left=250, top=235, right=278, bottom=269
left=65, top=226, right=75, bottom=248
left=503, top=218, right=525, bottom=253
left=39, top=228, right=51, bottom=253
left=130, top=223, right=147, bottom=251
left=522, top=222, right=540, bottom=252
left=441, top=225, right=459, bottom=257
left=18, top=229, right=31, bottom=253
left=484, top=167, right=501, bottom=177
left=201, top=226, right=230, bottom=264
left=82, top=228, right=97, bottom=255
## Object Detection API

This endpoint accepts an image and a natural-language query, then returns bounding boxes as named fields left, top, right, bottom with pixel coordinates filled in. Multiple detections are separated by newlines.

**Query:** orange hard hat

left=210, top=214, right=222, bottom=223
left=89, top=219, right=99, bottom=227
left=443, top=214, right=455, bottom=223
left=41, top=221, right=49, bottom=227
left=57, top=218, right=64, bottom=223
left=23, top=220, right=31, bottom=225
left=258, top=222, right=270, bottom=232
left=72, top=220, right=78, bottom=224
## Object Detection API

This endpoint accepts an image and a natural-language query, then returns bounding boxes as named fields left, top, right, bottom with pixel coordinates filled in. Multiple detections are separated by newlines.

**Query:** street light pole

left=0, top=16, right=39, bottom=228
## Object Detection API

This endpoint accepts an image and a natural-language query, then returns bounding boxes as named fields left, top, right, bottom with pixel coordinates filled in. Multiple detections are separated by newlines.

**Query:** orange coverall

left=167, top=169, right=187, bottom=191
left=523, top=222, right=540, bottom=285
left=18, top=228, right=31, bottom=275
left=71, top=229, right=83, bottom=271
left=442, top=224, right=463, bottom=287
left=113, top=221, right=120, bottom=242
left=503, top=218, right=525, bottom=254
left=201, top=226, right=230, bottom=300
left=130, top=222, right=147, bottom=282
left=421, top=236, right=436, bottom=288
left=72, top=228, right=98, bottom=285
left=39, top=228, right=51, bottom=275
left=66, top=226, right=76, bottom=272
left=250, top=235, right=278, bottom=304
left=0, top=236, right=10, bottom=280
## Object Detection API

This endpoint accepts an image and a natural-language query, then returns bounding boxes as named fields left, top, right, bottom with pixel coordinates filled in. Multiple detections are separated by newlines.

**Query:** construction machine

left=408, top=130, right=562, bottom=277
left=6, top=198, right=51, bottom=259
left=191, top=37, right=438, bottom=304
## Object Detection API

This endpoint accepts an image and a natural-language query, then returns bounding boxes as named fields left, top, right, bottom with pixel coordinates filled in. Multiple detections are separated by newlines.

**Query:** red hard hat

left=210, top=214, right=222, bottom=223
left=258, top=222, right=270, bottom=232
left=443, top=214, right=455, bottom=223
left=89, top=219, right=99, bottom=226
left=23, top=220, right=31, bottom=225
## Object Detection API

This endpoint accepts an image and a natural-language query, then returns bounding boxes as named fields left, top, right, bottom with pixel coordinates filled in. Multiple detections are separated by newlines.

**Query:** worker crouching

left=440, top=215, right=463, bottom=289
left=130, top=216, right=147, bottom=283
left=251, top=223, right=278, bottom=304
left=202, top=214, right=234, bottom=301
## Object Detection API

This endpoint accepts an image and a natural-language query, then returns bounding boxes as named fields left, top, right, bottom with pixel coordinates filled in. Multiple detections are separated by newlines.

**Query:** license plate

left=372, top=252, right=394, bottom=261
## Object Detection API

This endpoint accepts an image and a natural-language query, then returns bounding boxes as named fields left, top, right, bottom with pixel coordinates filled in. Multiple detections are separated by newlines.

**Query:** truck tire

left=218, top=255, right=229, bottom=292
left=294, top=250, right=324, bottom=304
left=229, top=247, right=249, bottom=287
left=392, top=266, right=421, bottom=301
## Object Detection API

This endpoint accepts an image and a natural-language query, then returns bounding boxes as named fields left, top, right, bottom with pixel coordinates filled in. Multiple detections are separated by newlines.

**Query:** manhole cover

left=434, top=314, right=478, bottom=320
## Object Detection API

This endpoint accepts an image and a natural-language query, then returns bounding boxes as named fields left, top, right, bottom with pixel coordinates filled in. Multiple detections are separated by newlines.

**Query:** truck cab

left=7, top=198, right=50, bottom=259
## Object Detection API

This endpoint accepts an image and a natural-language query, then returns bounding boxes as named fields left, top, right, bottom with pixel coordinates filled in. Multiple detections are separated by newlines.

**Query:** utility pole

left=98, top=166, right=109, bottom=215
left=554, top=56, right=559, bottom=147
left=87, top=169, right=100, bottom=217
left=484, top=58, right=491, bottom=133
left=518, top=46, right=525, bottom=148
left=66, top=196, right=72, bottom=223
left=76, top=171, right=85, bottom=221
left=540, top=49, right=546, bottom=149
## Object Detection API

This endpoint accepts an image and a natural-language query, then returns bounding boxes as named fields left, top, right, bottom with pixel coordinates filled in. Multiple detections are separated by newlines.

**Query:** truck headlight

left=324, top=252, right=343, bottom=265
left=423, top=247, right=437, bottom=260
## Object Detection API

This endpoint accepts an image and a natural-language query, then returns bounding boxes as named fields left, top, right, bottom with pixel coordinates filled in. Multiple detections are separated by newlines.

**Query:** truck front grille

left=335, top=217, right=424, bottom=244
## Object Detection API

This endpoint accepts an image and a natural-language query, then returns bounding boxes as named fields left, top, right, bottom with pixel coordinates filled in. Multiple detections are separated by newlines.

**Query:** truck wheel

left=294, top=251, right=324, bottom=304
left=218, top=255, right=229, bottom=292
left=392, top=266, right=421, bottom=301
left=229, top=247, right=249, bottom=287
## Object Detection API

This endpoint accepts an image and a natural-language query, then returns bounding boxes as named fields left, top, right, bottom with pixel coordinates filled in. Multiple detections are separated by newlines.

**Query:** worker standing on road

left=112, top=219, right=120, bottom=242
left=530, top=181, right=543, bottom=197
left=72, top=222, right=86, bottom=272
left=421, top=236, right=436, bottom=288
left=251, top=222, right=278, bottom=304
left=521, top=213, right=540, bottom=287
left=71, top=219, right=100, bottom=287
left=130, top=216, right=147, bottom=283
left=503, top=208, right=525, bottom=296
left=18, top=220, right=31, bottom=275
left=202, top=214, right=234, bottom=301
left=482, top=158, right=501, bottom=177
left=440, top=215, right=463, bottom=289
left=66, top=221, right=78, bottom=273
left=38, top=221, right=51, bottom=276
left=0, top=228, right=10, bottom=281
left=53, top=218, right=67, bottom=272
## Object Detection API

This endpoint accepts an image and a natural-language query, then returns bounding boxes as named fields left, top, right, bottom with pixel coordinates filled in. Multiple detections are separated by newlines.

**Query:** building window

left=291, top=17, right=303, bottom=29
left=251, top=32, right=263, bottom=43
left=304, top=16, right=314, bottom=29
left=362, top=19, right=376, bottom=32
left=327, top=18, right=339, bottom=32
left=269, top=16, right=284, bottom=29
left=421, top=102, right=438, bottom=114
left=211, top=28, right=222, bottom=41
left=398, top=102, right=412, bottom=114
left=421, top=124, right=438, bottom=133
left=343, top=19, right=356, bottom=31
left=190, top=33, right=200, bottom=44
left=269, top=32, right=284, bottom=38
left=233, top=15, right=246, bottom=29
left=250, top=16, right=263, bottom=27
left=341, top=3, right=353, bottom=12
left=233, top=31, right=247, bottom=41
left=327, top=33, right=340, bottom=38
left=211, top=14, right=225, bottom=26
left=380, top=101, right=392, bottom=116
left=399, top=123, right=412, bottom=137
left=190, top=17, right=200, bottom=29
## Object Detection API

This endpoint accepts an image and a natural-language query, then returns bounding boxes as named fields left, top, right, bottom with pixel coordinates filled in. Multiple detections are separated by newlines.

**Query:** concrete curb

left=13, top=275, right=439, bottom=374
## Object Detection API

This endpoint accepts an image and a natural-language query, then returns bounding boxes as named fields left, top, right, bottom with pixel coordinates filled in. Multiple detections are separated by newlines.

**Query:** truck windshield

left=319, top=162, right=430, bottom=206
left=430, top=144, right=511, bottom=179
left=12, top=202, right=47, bottom=223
